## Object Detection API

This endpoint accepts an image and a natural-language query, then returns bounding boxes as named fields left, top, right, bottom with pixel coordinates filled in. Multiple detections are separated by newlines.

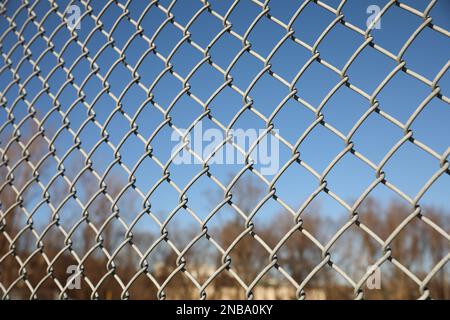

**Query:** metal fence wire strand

left=0, top=0, right=449, bottom=300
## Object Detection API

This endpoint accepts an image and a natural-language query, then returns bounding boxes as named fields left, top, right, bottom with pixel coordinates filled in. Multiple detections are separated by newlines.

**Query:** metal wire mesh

left=0, top=0, right=449, bottom=300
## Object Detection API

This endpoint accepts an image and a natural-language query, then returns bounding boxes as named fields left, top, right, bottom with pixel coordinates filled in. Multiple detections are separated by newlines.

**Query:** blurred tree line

left=1, top=125, right=448, bottom=299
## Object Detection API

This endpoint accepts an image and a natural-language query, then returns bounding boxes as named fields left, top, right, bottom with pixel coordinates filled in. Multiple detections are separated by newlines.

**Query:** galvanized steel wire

left=0, top=0, right=449, bottom=299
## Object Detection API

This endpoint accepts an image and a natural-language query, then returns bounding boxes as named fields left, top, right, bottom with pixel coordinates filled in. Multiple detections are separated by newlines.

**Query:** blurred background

left=0, top=0, right=449, bottom=299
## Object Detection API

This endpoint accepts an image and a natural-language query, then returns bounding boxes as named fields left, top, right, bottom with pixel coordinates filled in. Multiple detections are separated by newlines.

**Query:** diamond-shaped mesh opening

left=0, top=0, right=448, bottom=300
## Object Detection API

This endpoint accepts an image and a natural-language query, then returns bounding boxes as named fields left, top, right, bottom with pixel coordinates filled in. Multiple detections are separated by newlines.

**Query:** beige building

left=153, top=263, right=326, bottom=300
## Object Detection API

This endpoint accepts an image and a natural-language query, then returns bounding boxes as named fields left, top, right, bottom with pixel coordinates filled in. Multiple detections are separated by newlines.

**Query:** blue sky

left=0, top=0, right=449, bottom=238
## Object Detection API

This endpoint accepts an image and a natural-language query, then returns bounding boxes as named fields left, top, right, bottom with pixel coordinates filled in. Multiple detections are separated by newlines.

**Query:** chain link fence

left=0, top=0, right=449, bottom=299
